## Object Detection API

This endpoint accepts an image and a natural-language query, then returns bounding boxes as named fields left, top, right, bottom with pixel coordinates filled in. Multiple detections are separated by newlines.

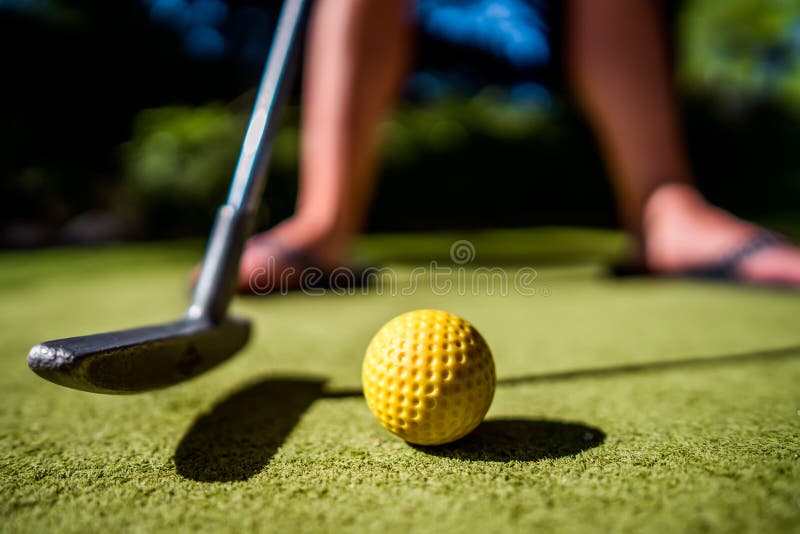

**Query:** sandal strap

left=683, top=231, right=789, bottom=279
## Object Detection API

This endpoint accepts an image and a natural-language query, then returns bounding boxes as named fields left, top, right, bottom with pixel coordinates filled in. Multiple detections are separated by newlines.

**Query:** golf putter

left=27, top=0, right=311, bottom=394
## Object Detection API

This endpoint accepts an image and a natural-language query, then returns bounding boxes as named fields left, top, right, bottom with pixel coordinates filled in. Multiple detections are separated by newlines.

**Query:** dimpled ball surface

left=362, top=309, right=496, bottom=446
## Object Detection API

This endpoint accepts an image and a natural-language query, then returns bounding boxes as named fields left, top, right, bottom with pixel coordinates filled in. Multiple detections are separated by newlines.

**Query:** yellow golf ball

left=362, top=309, right=496, bottom=446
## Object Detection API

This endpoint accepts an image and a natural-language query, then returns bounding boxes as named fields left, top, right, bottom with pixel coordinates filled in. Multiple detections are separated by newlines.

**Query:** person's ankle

left=639, top=183, right=706, bottom=270
left=642, top=182, right=705, bottom=232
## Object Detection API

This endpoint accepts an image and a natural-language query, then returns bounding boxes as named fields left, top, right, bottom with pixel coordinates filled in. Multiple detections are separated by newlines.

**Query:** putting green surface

left=1, top=228, right=799, bottom=533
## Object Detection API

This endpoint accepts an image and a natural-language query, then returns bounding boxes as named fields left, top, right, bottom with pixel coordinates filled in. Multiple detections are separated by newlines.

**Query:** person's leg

left=566, top=0, right=800, bottom=286
left=239, top=0, right=412, bottom=292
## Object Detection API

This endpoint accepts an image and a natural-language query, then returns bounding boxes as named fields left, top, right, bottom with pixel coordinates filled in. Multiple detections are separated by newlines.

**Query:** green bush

left=680, top=0, right=800, bottom=109
left=119, top=105, right=245, bottom=235
left=115, top=0, right=800, bottom=238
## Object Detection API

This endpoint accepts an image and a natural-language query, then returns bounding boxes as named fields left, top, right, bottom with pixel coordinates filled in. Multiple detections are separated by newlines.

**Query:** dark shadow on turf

left=174, top=376, right=325, bottom=482
left=174, top=344, right=798, bottom=481
left=499, top=343, right=800, bottom=387
left=413, top=418, right=605, bottom=462
left=323, top=343, right=800, bottom=398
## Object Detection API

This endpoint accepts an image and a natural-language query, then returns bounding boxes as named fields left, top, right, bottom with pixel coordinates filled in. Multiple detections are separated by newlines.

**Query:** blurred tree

left=1, top=0, right=799, bottom=245
left=0, top=0, right=272, bottom=245
left=680, top=0, right=800, bottom=110
left=119, top=105, right=245, bottom=235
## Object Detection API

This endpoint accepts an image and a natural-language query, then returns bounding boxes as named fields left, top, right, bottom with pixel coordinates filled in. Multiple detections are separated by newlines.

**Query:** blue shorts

left=411, top=0, right=677, bottom=97
left=415, top=0, right=557, bottom=70
left=411, top=0, right=563, bottom=98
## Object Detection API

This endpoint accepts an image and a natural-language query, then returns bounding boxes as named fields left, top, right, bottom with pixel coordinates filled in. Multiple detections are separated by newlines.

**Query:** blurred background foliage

left=1, top=0, right=799, bottom=246
left=680, top=0, right=800, bottom=108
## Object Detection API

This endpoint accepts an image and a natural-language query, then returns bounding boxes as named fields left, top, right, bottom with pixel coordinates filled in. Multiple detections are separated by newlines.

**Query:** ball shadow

left=174, top=376, right=325, bottom=482
left=414, top=418, right=605, bottom=462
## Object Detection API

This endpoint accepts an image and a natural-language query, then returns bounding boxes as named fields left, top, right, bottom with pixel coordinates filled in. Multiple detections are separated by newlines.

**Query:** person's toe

left=736, top=244, right=800, bottom=288
left=238, top=239, right=290, bottom=294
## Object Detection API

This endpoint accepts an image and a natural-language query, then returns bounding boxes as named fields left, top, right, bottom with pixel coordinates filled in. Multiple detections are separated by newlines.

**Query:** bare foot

left=642, top=183, right=800, bottom=288
left=190, top=216, right=353, bottom=295
left=238, top=217, right=352, bottom=294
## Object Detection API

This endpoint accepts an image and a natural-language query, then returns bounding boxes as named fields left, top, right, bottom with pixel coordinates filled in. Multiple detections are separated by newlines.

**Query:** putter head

left=27, top=317, right=250, bottom=394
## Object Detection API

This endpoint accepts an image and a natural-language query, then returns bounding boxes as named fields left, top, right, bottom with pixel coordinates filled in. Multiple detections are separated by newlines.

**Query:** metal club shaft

left=188, top=0, right=310, bottom=323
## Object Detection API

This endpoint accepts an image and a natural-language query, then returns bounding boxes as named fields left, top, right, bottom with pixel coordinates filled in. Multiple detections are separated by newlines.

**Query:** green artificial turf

left=1, top=227, right=799, bottom=533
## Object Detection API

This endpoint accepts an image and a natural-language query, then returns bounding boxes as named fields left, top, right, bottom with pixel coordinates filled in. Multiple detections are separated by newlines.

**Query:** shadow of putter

left=174, top=377, right=324, bottom=482
left=174, top=376, right=605, bottom=482
left=174, top=344, right=799, bottom=481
